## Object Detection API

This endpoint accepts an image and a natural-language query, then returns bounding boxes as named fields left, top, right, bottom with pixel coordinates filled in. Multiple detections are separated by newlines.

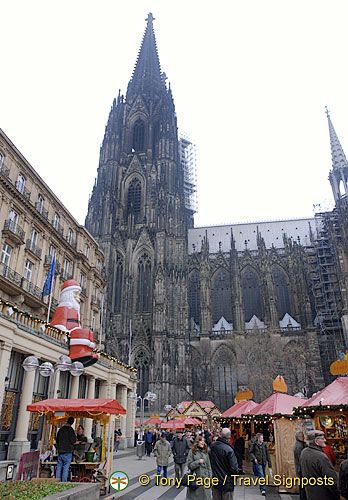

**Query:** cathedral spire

left=326, top=107, right=348, bottom=203
left=326, top=106, right=348, bottom=171
left=127, top=13, right=165, bottom=99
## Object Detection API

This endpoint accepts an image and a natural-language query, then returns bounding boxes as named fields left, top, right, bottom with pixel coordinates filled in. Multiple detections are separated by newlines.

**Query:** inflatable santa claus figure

left=51, top=280, right=98, bottom=367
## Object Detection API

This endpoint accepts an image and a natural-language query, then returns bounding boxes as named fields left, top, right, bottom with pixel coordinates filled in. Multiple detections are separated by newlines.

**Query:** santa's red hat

left=62, top=280, right=81, bottom=292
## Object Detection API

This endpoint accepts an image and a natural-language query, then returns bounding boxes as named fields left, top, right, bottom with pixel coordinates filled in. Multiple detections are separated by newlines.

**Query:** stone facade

left=0, top=128, right=137, bottom=460
left=86, top=14, right=347, bottom=412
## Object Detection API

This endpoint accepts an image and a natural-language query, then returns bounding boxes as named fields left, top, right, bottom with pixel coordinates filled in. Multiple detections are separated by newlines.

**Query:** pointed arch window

left=241, top=267, right=263, bottom=321
left=272, top=267, right=291, bottom=319
left=134, top=350, right=150, bottom=407
left=212, top=270, right=232, bottom=323
left=133, top=119, right=145, bottom=152
left=137, top=253, right=151, bottom=312
left=127, top=178, right=142, bottom=221
left=188, top=272, right=200, bottom=326
left=114, top=254, right=123, bottom=314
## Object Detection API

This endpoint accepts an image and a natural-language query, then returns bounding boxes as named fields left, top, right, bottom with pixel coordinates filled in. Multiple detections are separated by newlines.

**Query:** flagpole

left=128, top=319, right=132, bottom=366
left=46, top=273, right=55, bottom=324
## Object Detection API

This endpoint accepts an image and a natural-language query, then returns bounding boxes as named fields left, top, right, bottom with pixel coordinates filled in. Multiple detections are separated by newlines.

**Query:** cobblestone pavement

left=104, top=449, right=300, bottom=500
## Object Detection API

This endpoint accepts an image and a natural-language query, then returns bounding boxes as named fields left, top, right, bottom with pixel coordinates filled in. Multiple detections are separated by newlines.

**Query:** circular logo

left=109, top=470, right=130, bottom=491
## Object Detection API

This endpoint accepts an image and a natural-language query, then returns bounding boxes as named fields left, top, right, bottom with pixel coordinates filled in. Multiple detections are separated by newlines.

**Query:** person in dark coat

left=293, top=430, right=307, bottom=500
left=249, top=432, right=272, bottom=496
left=300, top=430, right=339, bottom=500
left=144, top=429, right=153, bottom=456
left=233, top=435, right=245, bottom=474
left=172, top=430, right=190, bottom=479
left=339, top=458, right=348, bottom=498
left=209, top=428, right=238, bottom=500
left=55, top=416, right=77, bottom=482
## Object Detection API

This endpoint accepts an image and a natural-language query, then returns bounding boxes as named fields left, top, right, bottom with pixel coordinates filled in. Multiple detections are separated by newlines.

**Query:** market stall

left=219, top=399, right=258, bottom=437
left=293, top=377, right=348, bottom=470
left=27, top=398, right=126, bottom=491
left=143, top=417, right=162, bottom=428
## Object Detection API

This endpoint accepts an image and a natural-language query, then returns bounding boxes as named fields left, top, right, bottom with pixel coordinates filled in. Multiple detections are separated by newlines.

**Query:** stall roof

left=161, top=419, right=185, bottom=429
left=27, top=398, right=126, bottom=415
left=221, top=400, right=258, bottom=418
left=303, top=377, right=348, bottom=407
left=143, top=417, right=162, bottom=426
left=251, top=392, right=307, bottom=416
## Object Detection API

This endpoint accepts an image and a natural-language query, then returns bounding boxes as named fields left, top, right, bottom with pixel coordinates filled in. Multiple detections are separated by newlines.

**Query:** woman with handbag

left=186, top=436, right=212, bottom=499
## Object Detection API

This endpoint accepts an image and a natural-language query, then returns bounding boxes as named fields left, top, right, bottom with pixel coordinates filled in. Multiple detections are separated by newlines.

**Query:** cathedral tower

left=86, top=14, right=191, bottom=409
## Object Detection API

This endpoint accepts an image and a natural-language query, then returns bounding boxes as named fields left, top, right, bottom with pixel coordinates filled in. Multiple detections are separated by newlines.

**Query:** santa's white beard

left=57, top=289, right=80, bottom=317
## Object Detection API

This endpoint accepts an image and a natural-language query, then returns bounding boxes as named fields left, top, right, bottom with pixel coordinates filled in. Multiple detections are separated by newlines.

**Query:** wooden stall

left=293, top=377, right=348, bottom=471
left=26, top=398, right=126, bottom=492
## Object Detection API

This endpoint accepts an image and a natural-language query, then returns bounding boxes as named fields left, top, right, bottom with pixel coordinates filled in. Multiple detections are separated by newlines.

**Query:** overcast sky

left=2, top=0, right=348, bottom=228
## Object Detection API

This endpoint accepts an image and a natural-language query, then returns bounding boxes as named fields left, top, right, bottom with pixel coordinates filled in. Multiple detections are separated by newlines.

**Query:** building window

left=84, top=244, right=89, bottom=259
left=36, top=195, right=44, bottom=214
left=134, top=350, right=150, bottom=402
left=16, top=173, right=25, bottom=194
left=62, top=259, right=70, bottom=279
left=1, top=243, right=13, bottom=266
left=0, top=152, right=3, bottom=170
left=133, top=119, right=145, bottom=152
left=96, top=259, right=101, bottom=271
left=49, top=245, right=56, bottom=257
left=188, top=272, right=200, bottom=326
left=212, top=270, right=232, bottom=323
left=79, top=273, right=85, bottom=288
left=30, top=229, right=38, bottom=247
left=53, top=213, right=60, bottom=230
left=92, top=311, right=96, bottom=331
left=272, top=267, right=291, bottom=319
left=8, top=210, right=18, bottom=230
left=137, top=253, right=151, bottom=312
left=114, top=255, right=123, bottom=314
left=127, top=178, right=141, bottom=220
left=24, top=260, right=33, bottom=282
left=67, top=228, right=73, bottom=245
left=241, top=267, right=263, bottom=321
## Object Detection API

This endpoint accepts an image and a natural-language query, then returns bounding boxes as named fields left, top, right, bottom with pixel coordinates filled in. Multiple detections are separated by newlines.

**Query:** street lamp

left=164, top=403, right=183, bottom=433
left=128, top=391, right=157, bottom=459
left=23, top=355, right=84, bottom=398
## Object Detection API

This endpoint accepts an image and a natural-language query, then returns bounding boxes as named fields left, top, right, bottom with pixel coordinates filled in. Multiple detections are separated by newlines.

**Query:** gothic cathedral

left=86, top=14, right=348, bottom=411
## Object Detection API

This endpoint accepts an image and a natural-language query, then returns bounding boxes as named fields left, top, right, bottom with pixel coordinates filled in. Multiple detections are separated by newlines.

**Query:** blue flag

left=42, top=257, right=56, bottom=296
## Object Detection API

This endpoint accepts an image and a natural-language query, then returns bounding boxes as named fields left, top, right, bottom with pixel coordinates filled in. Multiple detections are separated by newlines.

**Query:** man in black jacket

left=172, top=431, right=189, bottom=479
left=210, top=428, right=238, bottom=500
left=56, top=416, right=77, bottom=482
left=293, top=430, right=307, bottom=500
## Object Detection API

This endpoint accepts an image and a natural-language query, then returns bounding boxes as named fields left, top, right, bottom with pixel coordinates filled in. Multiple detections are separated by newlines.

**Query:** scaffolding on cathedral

left=309, top=209, right=346, bottom=383
left=179, top=132, right=198, bottom=213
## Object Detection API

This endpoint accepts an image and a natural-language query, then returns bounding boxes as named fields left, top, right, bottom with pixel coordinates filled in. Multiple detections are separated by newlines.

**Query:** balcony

left=25, top=240, right=42, bottom=259
left=60, top=271, right=73, bottom=281
left=0, top=167, right=10, bottom=180
left=0, top=263, right=22, bottom=288
left=15, top=181, right=31, bottom=201
left=44, top=255, right=61, bottom=273
left=21, top=278, right=43, bottom=301
left=91, top=297, right=101, bottom=308
left=2, top=220, right=25, bottom=245
left=35, top=202, right=49, bottom=220
left=52, top=221, right=64, bottom=237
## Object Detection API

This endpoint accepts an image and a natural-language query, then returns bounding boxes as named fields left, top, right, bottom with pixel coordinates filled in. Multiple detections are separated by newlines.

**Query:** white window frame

left=30, top=229, right=38, bottom=247
left=63, top=259, right=70, bottom=278
left=84, top=244, right=89, bottom=259
left=92, top=311, right=96, bottom=331
left=37, top=194, right=44, bottom=213
left=16, top=173, right=25, bottom=194
left=24, top=260, right=33, bottom=282
left=49, top=244, right=56, bottom=257
left=0, top=152, right=3, bottom=170
left=1, top=243, right=13, bottom=266
left=67, top=228, right=73, bottom=244
left=53, top=212, right=60, bottom=229
left=79, top=273, right=85, bottom=288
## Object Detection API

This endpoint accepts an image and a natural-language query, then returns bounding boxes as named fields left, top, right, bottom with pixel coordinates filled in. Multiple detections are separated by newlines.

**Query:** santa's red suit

left=51, top=280, right=98, bottom=367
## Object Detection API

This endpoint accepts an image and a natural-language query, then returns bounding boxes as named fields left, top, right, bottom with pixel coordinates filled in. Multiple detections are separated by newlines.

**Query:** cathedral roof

left=127, top=13, right=166, bottom=98
left=188, top=217, right=315, bottom=253
left=326, top=106, right=348, bottom=172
